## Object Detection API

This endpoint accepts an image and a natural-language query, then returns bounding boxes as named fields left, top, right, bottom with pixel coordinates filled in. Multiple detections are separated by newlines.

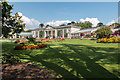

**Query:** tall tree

left=2, top=1, right=13, bottom=37
left=39, top=23, right=44, bottom=28
left=8, top=12, right=25, bottom=34
left=1, top=1, right=25, bottom=38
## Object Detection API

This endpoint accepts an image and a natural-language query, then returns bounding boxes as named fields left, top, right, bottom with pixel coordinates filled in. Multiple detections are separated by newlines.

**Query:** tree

left=67, top=23, right=71, bottom=25
left=39, top=23, right=44, bottom=28
left=60, top=24, right=66, bottom=26
left=8, top=12, right=25, bottom=34
left=57, top=30, right=61, bottom=37
left=39, top=31, right=44, bottom=38
left=1, top=1, right=25, bottom=38
left=75, top=21, right=92, bottom=29
left=2, top=1, right=13, bottom=37
left=95, top=26, right=112, bottom=38
left=97, top=22, right=103, bottom=27
left=71, top=21, right=75, bottom=24
left=84, top=21, right=92, bottom=29
left=46, top=24, right=50, bottom=27
left=65, top=33, right=68, bottom=38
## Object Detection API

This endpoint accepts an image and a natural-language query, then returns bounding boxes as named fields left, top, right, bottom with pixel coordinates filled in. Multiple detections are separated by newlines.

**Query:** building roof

left=31, top=25, right=81, bottom=31
left=19, top=32, right=32, bottom=36
left=72, top=27, right=100, bottom=34
left=111, top=27, right=120, bottom=32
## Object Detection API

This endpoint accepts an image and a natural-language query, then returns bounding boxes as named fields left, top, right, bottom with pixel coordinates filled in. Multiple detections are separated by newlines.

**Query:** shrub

left=2, top=53, right=21, bottom=64
left=86, top=34, right=91, bottom=38
left=95, top=26, right=112, bottom=38
left=97, top=37, right=120, bottom=43
left=39, top=31, right=44, bottom=38
left=65, top=33, right=68, bottom=37
left=27, top=37, right=36, bottom=43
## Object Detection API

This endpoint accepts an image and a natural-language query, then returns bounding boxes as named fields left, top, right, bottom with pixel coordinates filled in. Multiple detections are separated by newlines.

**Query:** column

left=51, top=30, right=53, bottom=38
left=47, top=31, right=49, bottom=36
left=55, top=30, right=57, bottom=38
left=62, top=29, right=64, bottom=38
left=44, top=31, right=46, bottom=38
left=38, top=31, right=39, bottom=38
left=34, top=31, right=36, bottom=38
left=69, top=29, right=71, bottom=39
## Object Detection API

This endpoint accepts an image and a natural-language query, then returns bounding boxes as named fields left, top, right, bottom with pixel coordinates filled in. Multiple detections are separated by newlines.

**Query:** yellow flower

left=103, top=38, right=107, bottom=42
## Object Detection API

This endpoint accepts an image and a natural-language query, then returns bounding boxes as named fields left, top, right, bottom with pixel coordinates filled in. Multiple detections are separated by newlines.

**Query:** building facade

left=31, top=25, right=120, bottom=39
left=31, top=25, right=81, bottom=39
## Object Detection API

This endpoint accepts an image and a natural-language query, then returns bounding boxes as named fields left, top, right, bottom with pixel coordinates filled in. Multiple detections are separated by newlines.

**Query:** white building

left=9, top=32, right=32, bottom=39
left=71, top=27, right=100, bottom=38
left=31, top=25, right=81, bottom=39
left=30, top=25, right=120, bottom=39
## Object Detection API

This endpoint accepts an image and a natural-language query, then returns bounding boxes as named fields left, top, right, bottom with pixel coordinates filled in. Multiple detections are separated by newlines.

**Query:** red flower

left=39, top=45, right=43, bottom=48
left=31, top=46, right=35, bottom=49
left=43, top=45, right=47, bottom=47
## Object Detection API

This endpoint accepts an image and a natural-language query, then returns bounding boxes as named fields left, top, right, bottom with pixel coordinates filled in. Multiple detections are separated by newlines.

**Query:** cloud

left=18, top=12, right=40, bottom=30
left=80, top=17, right=100, bottom=27
left=46, top=20, right=71, bottom=26
left=106, top=20, right=116, bottom=26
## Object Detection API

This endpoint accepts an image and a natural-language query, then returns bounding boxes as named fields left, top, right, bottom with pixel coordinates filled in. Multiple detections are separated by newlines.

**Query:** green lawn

left=2, top=39, right=120, bottom=79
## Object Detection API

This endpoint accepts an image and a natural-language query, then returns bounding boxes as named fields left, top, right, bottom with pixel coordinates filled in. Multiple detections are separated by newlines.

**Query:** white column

left=66, top=29, right=68, bottom=33
left=62, top=29, right=64, bottom=38
left=68, top=29, right=71, bottom=39
left=51, top=30, right=53, bottom=38
left=38, top=31, right=39, bottom=38
left=55, top=30, right=57, bottom=38
left=44, top=31, right=46, bottom=38
left=34, top=31, right=36, bottom=38
left=47, top=31, right=49, bottom=36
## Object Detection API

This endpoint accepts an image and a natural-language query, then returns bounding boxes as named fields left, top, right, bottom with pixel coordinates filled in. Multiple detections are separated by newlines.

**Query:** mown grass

left=2, top=39, right=120, bottom=79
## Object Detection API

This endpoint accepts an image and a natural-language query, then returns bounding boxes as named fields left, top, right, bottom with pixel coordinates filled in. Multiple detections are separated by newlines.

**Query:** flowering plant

left=14, top=41, right=47, bottom=50
left=60, top=35, right=63, bottom=37
left=80, top=33, right=84, bottom=36
left=91, top=33, right=94, bottom=36
left=97, top=37, right=120, bottom=43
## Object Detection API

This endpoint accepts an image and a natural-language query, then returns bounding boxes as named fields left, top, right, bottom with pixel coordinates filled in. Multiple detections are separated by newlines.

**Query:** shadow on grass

left=2, top=42, right=119, bottom=79
left=60, top=44, right=119, bottom=78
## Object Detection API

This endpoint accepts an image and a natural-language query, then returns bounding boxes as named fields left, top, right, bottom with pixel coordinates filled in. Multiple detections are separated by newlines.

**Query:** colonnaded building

left=6, top=24, right=120, bottom=39
left=31, top=25, right=100, bottom=39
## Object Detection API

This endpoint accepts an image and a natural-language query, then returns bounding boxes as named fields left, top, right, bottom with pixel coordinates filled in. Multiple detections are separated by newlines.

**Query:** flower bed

left=46, top=40, right=52, bottom=42
left=14, top=42, right=47, bottom=50
left=97, top=37, right=120, bottom=43
left=15, top=40, right=26, bottom=43
left=14, top=45, right=47, bottom=50
left=15, top=40, right=20, bottom=43
left=60, top=39, right=65, bottom=41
